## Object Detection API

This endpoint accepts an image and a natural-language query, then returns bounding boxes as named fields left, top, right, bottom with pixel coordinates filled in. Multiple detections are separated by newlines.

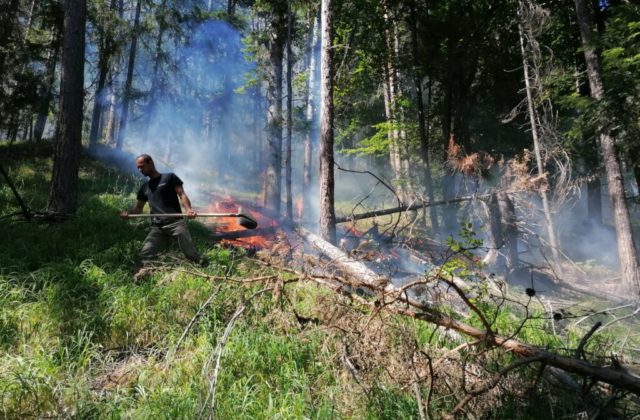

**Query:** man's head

left=135, top=154, right=157, bottom=177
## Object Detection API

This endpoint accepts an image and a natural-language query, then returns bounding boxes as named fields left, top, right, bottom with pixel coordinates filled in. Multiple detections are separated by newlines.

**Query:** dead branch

left=601, top=306, right=640, bottom=331
left=389, top=299, right=640, bottom=395
left=0, top=162, right=31, bottom=221
left=335, top=163, right=402, bottom=208
left=200, top=287, right=272, bottom=420
left=576, top=321, right=602, bottom=359
left=452, top=356, right=544, bottom=415
left=294, top=223, right=640, bottom=398
left=573, top=303, right=635, bottom=327
left=302, top=263, right=640, bottom=396
left=165, top=284, right=223, bottom=365
left=341, top=336, right=366, bottom=390
left=335, top=194, right=491, bottom=224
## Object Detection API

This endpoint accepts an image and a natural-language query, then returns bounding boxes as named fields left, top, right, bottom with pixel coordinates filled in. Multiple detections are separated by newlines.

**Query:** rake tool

left=126, top=212, right=258, bottom=229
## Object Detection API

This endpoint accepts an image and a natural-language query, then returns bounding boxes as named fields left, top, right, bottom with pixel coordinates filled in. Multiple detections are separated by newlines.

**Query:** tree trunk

left=89, top=0, right=117, bottom=148
left=517, top=5, right=563, bottom=272
left=302, top=10, right=319, bottom=219
left=391, top=14, right=412, bottom=202
left=482, top=193, right=505, bottom=272
left=441, top=85, right=458, bottom=236
left=381, top=7, right=406, bottom=203
left=5, top=0, right=40, bottom=143
left=587, top=177, right=602, bottom=225
left=574, top=0, right=640, bottom=295
left=143, top=0, right=168, bottom=145
left=47, top=0, right=86, bottom=214
left=227, top=0, right=236, bottom=18
left=284, top=0, right=293, bottom=220
left=34, top=29, right=62, bottom=142
left=408, top=10, right=438, bottom=231
left=103, top=75, right=118, bottom=146
left=264, top=2, right=286, bottom=214
left=439, top=8, right=453, bottom=211
left=254, top=86, right=263, bottom=183
left=0, top=0, right=19, bottom=81
left=319, top=0, right=336, bottom=244
left=498, top=192, right=518, bottom=276
left=115, top=0, right=142, bottom=150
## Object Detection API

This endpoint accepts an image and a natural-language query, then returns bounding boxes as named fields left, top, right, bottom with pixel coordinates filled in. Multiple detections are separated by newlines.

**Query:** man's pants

left=138, top=220, right=201, bottom=265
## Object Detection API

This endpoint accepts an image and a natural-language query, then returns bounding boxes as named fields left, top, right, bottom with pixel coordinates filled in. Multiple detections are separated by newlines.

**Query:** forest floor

left=1, top=142, right=639, bottom=419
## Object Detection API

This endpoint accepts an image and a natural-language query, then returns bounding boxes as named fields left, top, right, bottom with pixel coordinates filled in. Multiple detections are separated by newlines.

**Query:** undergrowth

left=0, top=143, right=637, bottom=418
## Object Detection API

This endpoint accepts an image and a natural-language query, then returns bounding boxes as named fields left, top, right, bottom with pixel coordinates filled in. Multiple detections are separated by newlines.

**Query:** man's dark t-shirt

left=137, top=173, right=183, bottom=225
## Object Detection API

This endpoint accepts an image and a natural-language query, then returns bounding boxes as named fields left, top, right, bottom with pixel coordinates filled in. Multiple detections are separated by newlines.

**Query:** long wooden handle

left=124, top=212, right=259, bottom=229
left=126, top=213, right=248, bottom=218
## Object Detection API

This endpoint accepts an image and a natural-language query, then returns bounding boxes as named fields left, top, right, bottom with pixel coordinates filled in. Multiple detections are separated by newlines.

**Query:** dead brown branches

left=291, top=229, right=640, bottom=416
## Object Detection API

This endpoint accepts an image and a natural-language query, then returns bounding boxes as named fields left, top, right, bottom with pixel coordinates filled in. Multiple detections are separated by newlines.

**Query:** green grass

left=0, top=142, right=637, bottom=418
left=0, top=146, right=363, bottom=418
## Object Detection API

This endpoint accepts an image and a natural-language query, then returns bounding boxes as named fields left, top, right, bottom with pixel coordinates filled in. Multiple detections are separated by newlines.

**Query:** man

left=120, top=154, right=206, bottom=278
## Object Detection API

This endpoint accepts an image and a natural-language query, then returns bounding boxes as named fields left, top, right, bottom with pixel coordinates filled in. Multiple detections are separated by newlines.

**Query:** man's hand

left=186, top=209, right=197, bottom=219
left=121, top=201, right=145, bottom=219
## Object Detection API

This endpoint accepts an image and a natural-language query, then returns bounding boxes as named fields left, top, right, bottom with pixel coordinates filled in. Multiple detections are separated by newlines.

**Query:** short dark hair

left=136, top=154, right=153, bottom=164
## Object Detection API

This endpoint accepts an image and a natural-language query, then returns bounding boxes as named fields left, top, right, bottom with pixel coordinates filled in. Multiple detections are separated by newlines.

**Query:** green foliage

left=341, top=121, right=392, bottom=157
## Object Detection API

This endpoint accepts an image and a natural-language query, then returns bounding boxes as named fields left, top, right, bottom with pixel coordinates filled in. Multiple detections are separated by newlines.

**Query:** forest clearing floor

left=1, top=143, right=639, bottom=418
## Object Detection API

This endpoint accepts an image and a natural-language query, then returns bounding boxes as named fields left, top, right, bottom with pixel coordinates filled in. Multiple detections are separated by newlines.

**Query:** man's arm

left=120, top=200, right=146, bottom=219
left=175, top=185, right=197, bottom=218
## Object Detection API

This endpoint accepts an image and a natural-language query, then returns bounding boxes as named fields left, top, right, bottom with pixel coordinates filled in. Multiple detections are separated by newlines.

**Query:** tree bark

left=0, top=0, right=19, bottom=82
left=284, top=0, right=293, bottom=220
left=408, top=9, right=438, bottom=231
left=103, top=0, right=125, bottom=146
left=115, top=0, right=142, bottom=150
left=227, top=0, right=236, bottom=18
left=382, top=3, right=408, bottom=202
left=89, top=0, right=117, bottom=148
left=517, top=4, right=563, bottom=272
left=34, top=29, right=62, bottom=142
left=298, top=226, right=386, bottom=285
left=143, top=0, right=168, bottom=145
left=482, top=193, right=505, bottom=272
left=319, top=0, right=336, bottom=243
left=498, top=192, right=518, bottom=275
left=264, top=1, right=286, bottom=214
left=302, top=10, right=319, bottom=219
left=103, top=76, right=118, bottom=146
left=574, top=0, right=640, bottom=295
left=587, top=177, right=602, bottom=225
left=47, top=0, right=86, bottom=214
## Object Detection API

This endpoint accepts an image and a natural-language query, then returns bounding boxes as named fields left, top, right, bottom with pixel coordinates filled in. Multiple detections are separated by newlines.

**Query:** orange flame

left=204, top=198, right=277, bottom=249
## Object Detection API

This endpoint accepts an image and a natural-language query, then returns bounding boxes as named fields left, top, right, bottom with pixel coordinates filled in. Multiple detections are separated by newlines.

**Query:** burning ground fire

left=198, top=195, right=605, bottom=314
left=203, top=196, right=278, bottom=250
left=202, top=196, right=439, bottom=287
